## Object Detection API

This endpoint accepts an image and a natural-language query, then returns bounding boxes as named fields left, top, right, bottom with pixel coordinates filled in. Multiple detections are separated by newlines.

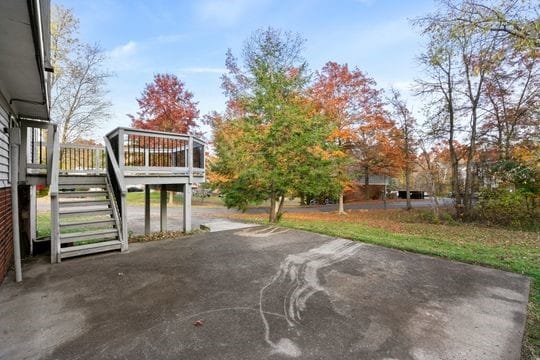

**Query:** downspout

left=9, top=126, right=22, bottom=282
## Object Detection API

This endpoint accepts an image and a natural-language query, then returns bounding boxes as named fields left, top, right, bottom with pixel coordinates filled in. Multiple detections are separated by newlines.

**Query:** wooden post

left=46, top=124, right=54, bottom=182
left=145, top=185, right=150, bottom=235
left=121, top=192, right=128, bottom=251
left=29, top=185, right=36, bottom=255
left=183, top=183, right=192, bottom=233
left=118, top=128, right=125, bottom=169
left=95, top=148, right=101, bottom=174
left=188, top=136, right=193, bottom=184
left=160, top=184, right=167, bottom=232
left=144, top=148, right=149, bottom=172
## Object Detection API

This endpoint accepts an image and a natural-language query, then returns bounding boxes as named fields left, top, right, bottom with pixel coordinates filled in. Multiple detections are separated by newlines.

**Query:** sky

left=56, top=0, right=437, bottom=140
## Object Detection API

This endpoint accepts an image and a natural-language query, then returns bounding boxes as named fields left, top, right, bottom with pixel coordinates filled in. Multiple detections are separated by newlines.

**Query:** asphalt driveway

left=0, top=226, right=530, bottom=359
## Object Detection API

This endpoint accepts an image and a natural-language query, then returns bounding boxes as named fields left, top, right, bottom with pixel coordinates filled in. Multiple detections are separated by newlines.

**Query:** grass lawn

left=229, top=209, right=540, bottom=358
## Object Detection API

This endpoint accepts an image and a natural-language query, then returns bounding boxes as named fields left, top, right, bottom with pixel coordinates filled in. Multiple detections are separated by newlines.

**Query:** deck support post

left=183, top=183, right=191, bottom=233
left=160, top=184, right=167, bottom=232
left=144, top=185, right=150, bottom=235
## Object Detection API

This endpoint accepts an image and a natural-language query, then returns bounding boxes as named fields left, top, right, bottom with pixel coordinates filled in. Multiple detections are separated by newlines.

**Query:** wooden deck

left=21, top=122, right=205, bottom=263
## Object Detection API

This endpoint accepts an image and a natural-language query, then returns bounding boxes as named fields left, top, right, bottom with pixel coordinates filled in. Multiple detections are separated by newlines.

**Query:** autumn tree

left=129, top=73, right=200, bottom=134
left=211, top=28, right=340, bottom=222
left=311, top=61, right=393, bottom=211
left=441, top=0, right=540, bottom=50
left=481, top=44, right=539, bottom=160
left=50, top=4, right=112, bottom=143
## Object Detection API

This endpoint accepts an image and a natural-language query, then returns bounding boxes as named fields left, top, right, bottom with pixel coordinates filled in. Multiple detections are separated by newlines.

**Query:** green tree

left=211, top=28, right=339, bottom=222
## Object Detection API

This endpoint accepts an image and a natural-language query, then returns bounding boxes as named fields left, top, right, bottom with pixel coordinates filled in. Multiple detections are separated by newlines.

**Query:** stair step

left=59, top=175, right=107, bottom=186
left=60, top=219, right=116, bottom=229
left=60, top=240, right=122, bottom=259
left=59, top=209, right=112, bottom=217
left=58, top=191, right=109, bottom=198
left=60, top=229, right=119, bottom=243
left=59, top=199, right=110, bottom=207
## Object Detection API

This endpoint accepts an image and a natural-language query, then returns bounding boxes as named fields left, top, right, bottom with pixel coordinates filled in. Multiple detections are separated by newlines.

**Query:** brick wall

left=0, top=187, right=13, bottom=282
left=344, top=184, right=385, bottom=202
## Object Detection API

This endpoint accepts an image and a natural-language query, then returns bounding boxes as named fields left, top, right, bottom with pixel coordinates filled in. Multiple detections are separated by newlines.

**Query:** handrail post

left=144, top=148, right=149, bottom=169
left=188, top=136, right=193, bottom=184
left=118, top=128, right=125, bottom=170
left=95, top=148, right=100, bottom=174
left=121, top=192, right=128, bottom=250
left=49, top=125, right=60, bottom=263
left=46, top=124, right=54, bottom=184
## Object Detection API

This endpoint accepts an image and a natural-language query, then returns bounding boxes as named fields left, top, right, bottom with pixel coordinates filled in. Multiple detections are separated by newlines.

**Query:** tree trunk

left=338, top=192, right=345, bottom=214
left=168, top=191, right=175, bottom=205
left=269, top=193, right=284, bottom=223
left=269, top=191, right=276, bottom=223
left=364, top=167, right=370, bottom=200
left=405, top=164, right=412, bottom=210
left=277, top=195, right=285, bottom=220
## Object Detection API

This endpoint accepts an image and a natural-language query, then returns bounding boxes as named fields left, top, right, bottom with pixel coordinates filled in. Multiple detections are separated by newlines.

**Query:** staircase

left=56, top=174, right=123, bottom=260
left=43, top=127, right=205, bottom=263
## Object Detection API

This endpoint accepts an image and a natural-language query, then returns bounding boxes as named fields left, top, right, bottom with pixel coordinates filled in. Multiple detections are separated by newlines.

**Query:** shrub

left=473, top=188, right=539, bottom=230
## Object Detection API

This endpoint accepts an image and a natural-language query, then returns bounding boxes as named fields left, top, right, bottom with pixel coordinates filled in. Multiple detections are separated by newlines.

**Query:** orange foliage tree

left=128, top=73, right=200, bottom=134
left=311, top=61, right=401, bottom=202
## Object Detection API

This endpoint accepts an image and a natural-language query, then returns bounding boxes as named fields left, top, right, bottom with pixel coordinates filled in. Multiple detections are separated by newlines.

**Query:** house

left=344, top=174, right=391, bottom=201
left=0, top=0, right=51, bottom=282
left=0, top=1, right=205, bottom=283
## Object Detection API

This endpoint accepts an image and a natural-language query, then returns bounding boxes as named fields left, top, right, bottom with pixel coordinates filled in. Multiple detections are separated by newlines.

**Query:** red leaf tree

left=129, top=73, right=200, bottom=134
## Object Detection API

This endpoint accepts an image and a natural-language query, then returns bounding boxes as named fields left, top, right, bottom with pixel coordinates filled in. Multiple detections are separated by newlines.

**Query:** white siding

left=0, top=105, right=9, bottom=187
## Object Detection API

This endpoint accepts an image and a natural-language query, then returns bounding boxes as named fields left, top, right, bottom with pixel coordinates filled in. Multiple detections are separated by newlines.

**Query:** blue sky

left=56, top=0, right=436, bottom=139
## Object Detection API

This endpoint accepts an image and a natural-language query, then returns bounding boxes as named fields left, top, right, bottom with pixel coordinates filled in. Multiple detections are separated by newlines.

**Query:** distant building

left=344, top=174, right=391, bottom=202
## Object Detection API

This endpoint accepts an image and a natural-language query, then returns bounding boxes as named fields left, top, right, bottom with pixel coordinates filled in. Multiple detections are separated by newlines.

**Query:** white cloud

left=197, top=0, right=269, bottom=25
left=108, top=41, right=137, bottom=59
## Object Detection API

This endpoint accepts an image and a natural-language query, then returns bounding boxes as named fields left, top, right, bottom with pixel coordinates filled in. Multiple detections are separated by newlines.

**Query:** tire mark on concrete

left=259, top=238, right=363, bottom=357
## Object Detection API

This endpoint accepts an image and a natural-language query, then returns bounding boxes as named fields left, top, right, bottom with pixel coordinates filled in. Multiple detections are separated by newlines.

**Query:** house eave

left=0, top=0, right=51, bottom=120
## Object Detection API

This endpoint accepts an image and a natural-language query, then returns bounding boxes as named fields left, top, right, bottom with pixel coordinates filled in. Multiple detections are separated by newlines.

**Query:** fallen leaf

left=193, top=319, right=204, bottom=327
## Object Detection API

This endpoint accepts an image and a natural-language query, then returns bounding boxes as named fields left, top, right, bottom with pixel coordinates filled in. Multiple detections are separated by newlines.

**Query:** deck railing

left=59, top=144, right=106, bottom=174
left=105, top=127, right=205, bottom=177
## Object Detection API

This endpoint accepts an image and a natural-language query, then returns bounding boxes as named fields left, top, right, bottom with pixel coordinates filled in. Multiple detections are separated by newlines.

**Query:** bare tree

left=414, top=30, right=463, bottom=210
left=50, top=5, right=112, bottom=143
left=389, top=88, right=417, bottom=210
left=419, top=140, right=439, bottom=212
left=412, top=0, right=528, bottom=214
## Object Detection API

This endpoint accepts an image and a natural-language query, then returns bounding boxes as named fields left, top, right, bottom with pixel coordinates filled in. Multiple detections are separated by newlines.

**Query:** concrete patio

left=0, top=226, right=530, bottom=359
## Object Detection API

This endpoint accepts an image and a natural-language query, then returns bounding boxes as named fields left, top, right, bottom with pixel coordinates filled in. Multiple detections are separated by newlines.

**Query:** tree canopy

left=211, top=28, right=340, bottom=222
left=129, top=73, right=200, bottom=135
